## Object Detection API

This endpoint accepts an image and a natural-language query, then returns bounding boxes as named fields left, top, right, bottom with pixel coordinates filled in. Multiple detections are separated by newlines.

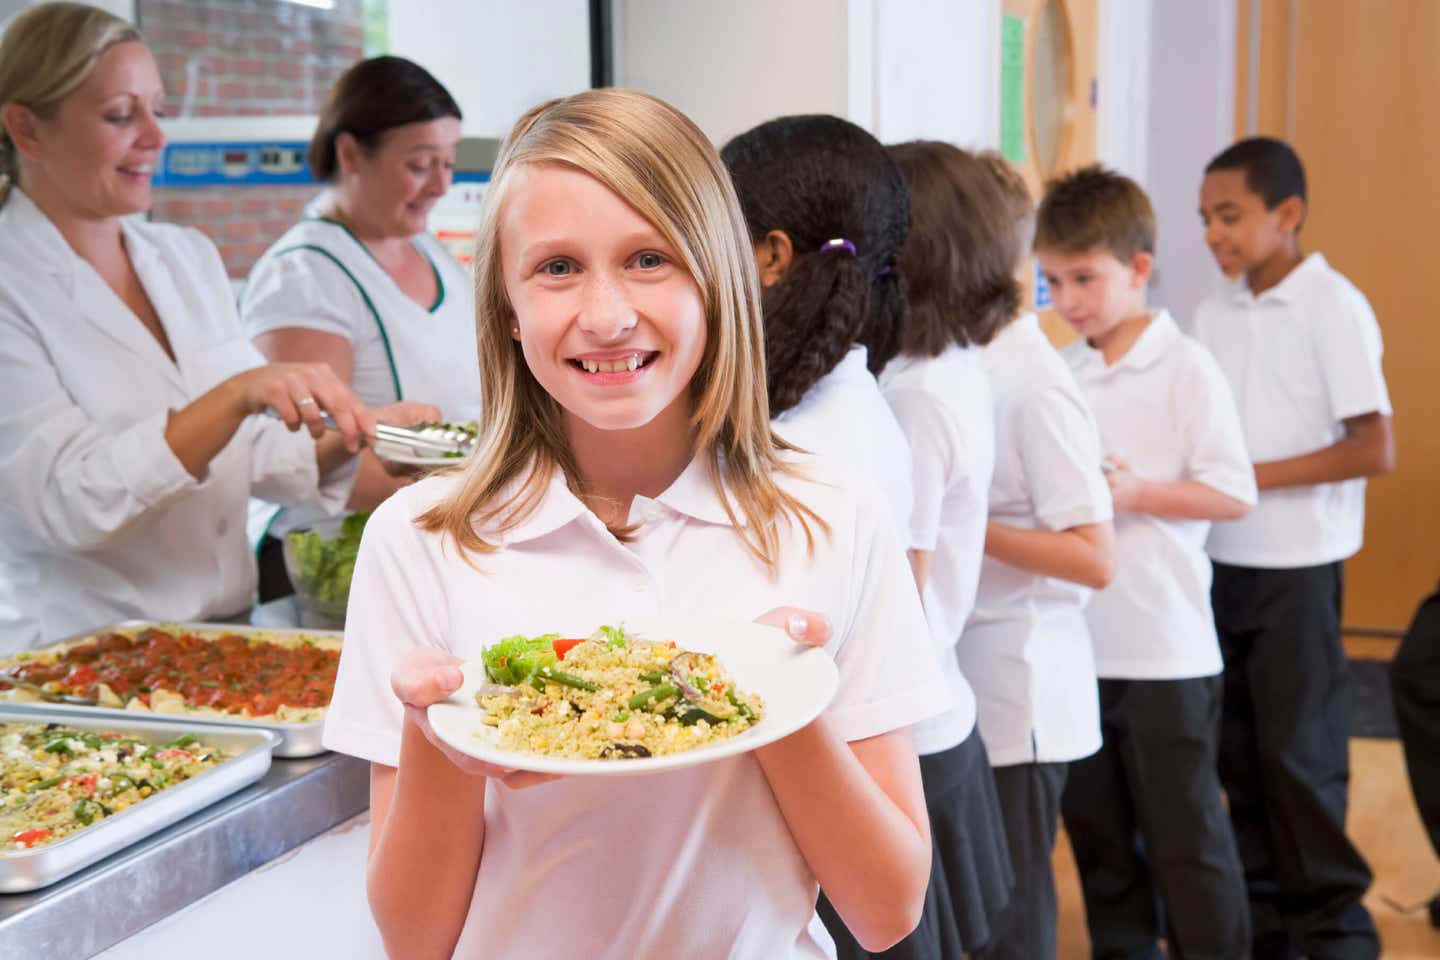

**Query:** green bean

left=628, top=682, right=677, bottom=710
left=534, top=666, right=599, bottom=693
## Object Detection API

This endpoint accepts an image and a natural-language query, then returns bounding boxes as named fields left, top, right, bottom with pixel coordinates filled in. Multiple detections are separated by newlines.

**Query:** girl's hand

left=754, top=607, right=833, bottom=649
left=1103, top=456, right=1146, bottom=513
left=231, top=362, right=375, bottom=453
left=390, top=648, right=559, bottom=789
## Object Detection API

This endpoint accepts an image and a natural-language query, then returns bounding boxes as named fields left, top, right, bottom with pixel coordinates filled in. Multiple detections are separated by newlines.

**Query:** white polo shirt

left=1192, top=253, right=1391, bottom=568
left=1063, top=311, right=1257, bottom=679
left=773, top=346, right=916, bottom=548
left=964, top=314, right=1112, bottom=767
left=879, top=345, right=993, bottom=755
left=323, top=455, right=947, bottom=960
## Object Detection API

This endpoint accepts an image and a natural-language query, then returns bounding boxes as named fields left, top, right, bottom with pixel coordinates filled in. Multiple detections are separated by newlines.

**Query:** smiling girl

left=321, top=89, right=948, bottom=959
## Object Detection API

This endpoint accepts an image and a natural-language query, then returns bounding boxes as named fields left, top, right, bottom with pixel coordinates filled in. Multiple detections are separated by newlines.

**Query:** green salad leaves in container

left=283, top=511, right=370, bottom=623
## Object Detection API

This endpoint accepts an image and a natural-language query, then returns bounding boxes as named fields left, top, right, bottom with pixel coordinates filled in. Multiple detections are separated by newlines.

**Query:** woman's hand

left=390, top=648, right=558, bottom=789
left=371, top=401, right=443, bottom=428
left=229, top=362, right=375, bottom=453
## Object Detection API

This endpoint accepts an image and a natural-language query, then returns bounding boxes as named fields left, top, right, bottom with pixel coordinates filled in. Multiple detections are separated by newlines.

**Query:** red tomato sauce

left=3, top=629, right=338, bottom=716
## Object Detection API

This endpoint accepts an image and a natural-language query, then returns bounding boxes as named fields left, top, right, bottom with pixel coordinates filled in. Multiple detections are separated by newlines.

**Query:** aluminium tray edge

left=0, top=709, right=279, bottom=893
left=0, top=621, right=343, bottom=758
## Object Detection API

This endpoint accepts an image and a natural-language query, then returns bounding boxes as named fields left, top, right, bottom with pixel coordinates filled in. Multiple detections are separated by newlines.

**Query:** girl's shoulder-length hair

left=416, top=88, right=824, bottom=572
left=887, top=141, right=1033, bottom=354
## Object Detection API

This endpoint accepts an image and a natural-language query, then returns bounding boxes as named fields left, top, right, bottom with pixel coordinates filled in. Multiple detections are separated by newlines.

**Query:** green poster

left=1001, top=14, right=1026, bottom=165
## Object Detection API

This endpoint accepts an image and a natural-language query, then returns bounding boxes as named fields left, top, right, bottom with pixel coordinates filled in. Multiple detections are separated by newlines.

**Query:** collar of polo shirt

left=1229, top=251, right=1329, bottom=306
left=498, top=454, right=741, bottom=545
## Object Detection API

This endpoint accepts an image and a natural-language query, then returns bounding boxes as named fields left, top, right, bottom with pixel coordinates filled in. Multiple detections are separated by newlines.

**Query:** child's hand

left=390, top=649, right=559, bottom=789
left=1104, top=456, right=1146, bottom=513
left=754, top=607, right=833, bottom=649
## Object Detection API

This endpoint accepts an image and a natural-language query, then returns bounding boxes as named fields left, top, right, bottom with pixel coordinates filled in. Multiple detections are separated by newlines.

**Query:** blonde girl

left=321, top=89, right=949, bottom=959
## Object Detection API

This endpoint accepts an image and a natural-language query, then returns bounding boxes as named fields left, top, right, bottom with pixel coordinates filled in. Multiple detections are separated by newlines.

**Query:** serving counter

left=0, top=598, right=371, bottom=958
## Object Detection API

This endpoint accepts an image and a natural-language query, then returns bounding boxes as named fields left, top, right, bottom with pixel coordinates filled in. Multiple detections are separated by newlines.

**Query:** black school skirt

left=818, top=726, right=1015, bottom=958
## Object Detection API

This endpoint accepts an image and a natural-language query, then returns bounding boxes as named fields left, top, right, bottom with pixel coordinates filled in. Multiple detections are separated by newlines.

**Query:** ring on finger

left=297, top=396, right=318, bottom=408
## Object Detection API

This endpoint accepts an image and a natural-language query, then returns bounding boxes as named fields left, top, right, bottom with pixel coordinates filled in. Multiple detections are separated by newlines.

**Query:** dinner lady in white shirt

left=0, top=3, right=426, bottom=653
left=242, top=56, right=480, bottom=598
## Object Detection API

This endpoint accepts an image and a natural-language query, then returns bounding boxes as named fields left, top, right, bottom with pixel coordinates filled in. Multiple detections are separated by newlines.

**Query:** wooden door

left=1239, top=0, right=1440, bottom=633
left=1002, top=0, right=1099, bottom=348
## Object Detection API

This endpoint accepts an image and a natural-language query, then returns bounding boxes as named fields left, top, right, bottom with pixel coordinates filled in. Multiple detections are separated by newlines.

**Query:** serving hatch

left=0, top=622, right=343, bottom=758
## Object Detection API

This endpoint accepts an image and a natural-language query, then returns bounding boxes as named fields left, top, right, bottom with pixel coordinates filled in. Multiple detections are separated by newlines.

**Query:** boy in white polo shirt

left=961, top=152, right=1116, bottom=960
left=1037, top=166, right=1256, bottom=959
left=1195, top=137, right=1395, bottom=960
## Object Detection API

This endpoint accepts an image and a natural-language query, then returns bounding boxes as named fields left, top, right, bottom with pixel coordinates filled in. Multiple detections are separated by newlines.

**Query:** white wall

left=1143, top=0, right=1236, bottom=326
left=867, top=0, right=1000, bottom=149
left=615, top=0, right=999, bottom=149
left=614, top=0, right=851, bottom=147
left=388, top=0, right=591, bottom=139
left=1096, top=0, right=1151, bottom=183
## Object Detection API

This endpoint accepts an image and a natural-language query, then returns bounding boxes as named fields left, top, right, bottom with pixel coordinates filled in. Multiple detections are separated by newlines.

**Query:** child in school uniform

left=320, top=88, right=950, bottom=960
left=870, top=139, right=1020, bottom=958
left=954, top=151, right=1116, bottom=960
left=1195, top=136, right=1394, bottom=960
left=723, top=123, right=1014, bottom=958
left=720, top=114, right=915, bottom=541
left=1036, top=165, right=1255, bottom=959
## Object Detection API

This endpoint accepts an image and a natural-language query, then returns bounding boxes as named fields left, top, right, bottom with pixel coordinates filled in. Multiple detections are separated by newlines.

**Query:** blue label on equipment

left=155, top=142, right=314, bottom=186
left=154, top=141, right=492, bottom=188
left=1034, top=261, right=1053, bottom=309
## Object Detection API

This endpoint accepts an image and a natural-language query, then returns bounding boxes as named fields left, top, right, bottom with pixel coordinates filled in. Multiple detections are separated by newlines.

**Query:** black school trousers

left=1390, top=581, right=1440, bottom=859
left=973, top=761, right=1068, bottom=960
left=1211, top=561, right=1378, bottom=960
left=1060, top=675, right=1249, bottom=960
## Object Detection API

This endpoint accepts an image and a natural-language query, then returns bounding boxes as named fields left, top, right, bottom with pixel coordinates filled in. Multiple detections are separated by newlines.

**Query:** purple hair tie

left=877, top=265, right=893, bottom=277
left=819, top=238, right=857, bottom=257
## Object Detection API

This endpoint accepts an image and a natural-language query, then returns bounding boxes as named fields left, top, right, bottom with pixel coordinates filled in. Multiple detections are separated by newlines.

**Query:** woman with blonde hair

left=321, top=87, right=947, bottom=958
left=0, top=2, right=429, bottom=652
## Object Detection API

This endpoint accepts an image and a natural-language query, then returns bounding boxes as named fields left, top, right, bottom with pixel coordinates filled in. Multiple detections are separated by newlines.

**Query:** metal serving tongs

left=0, top=673, right=99, bottom=706
left=320, top=415, right=476, bottom=458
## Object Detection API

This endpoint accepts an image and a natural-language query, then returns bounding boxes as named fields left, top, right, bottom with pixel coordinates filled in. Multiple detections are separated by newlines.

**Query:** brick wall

left=151, top=184, right=322, bottom=279
left=139, top=0, right=369, bottom=278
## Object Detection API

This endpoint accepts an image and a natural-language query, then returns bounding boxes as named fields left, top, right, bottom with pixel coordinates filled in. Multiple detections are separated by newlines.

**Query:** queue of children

left=318, top=82, right=1394, bottom=960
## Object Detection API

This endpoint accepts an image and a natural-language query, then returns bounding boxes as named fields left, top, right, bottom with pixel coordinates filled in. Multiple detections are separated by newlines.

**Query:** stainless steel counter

left=0, top=750, right=369, bottom=958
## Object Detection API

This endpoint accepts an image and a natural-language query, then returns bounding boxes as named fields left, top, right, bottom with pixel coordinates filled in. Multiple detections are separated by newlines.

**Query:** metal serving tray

left=0, top=621, right=342, bottom=758
left=0, top=709, right=278, bottom=893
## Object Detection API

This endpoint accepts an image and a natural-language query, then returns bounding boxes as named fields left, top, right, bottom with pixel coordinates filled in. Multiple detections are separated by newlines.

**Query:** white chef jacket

left=773, top=346, right=916, bottom=547
left=879, top=345, right=994, bottom=755
left=0, top=189, right=353, bottom=654
left=323, top=455, right=948, bottom=960
left=242, top=210, right=481, bottom=540
left=1062, top=311, right=1257, bottom=679
left=1192, top=253, right=1392, bottom=568
left=965, top=314, right=1112, bottom=766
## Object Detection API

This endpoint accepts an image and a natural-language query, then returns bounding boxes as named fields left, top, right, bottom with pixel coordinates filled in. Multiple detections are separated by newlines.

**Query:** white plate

left=426, top=615, right=839, bottom=776
left=370, top=440, right=469, bottom=469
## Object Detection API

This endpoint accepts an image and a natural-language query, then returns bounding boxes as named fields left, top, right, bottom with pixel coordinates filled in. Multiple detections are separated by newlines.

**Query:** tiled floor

left=1055, top=737, right=1440, bottom=958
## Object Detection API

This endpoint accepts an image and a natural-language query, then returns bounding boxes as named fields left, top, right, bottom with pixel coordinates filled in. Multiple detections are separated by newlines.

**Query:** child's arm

left=366, top=652, right=554, bottom=959
left=906, top=549, right=931, bottom=592
left=1254, top=412, right=1395, bottom=490
left=753, top=609, right=931, bottom=952
left=1104, top=458, right=1250, bottom=521
left=985, top=520, right=1115, bottom=589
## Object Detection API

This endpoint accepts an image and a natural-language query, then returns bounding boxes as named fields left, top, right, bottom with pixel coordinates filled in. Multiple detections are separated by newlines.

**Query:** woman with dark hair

left=242, top=56, right=479, bottom=598
left=720, top=114, right=915, bottom=540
